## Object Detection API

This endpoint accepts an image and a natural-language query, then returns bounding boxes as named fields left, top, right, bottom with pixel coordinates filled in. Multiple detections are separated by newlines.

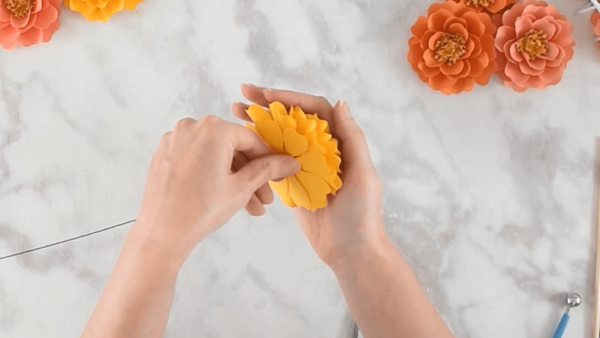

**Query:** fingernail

left=339, top=99, right=351, bottom=117
left=264, top=89, right=274, bottom=95
left=282, top=158, right=300, bottom=177
left=243, top=83, right=255, bottom=87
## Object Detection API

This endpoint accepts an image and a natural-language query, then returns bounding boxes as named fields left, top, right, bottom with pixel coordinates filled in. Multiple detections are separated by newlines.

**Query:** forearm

left=82, top=226, right=183, bottom=338
left=331, top=233, right=454, bottom=338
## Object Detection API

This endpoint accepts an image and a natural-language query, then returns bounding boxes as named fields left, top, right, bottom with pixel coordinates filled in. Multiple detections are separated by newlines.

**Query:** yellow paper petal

left=67, top=0, right=125, bottom=21
left=101, top=0, right=124, bottom=17
left=296, top=171, right=330, bottom=211
left=316, top=119, right=328, bottom=132
left=245, top=123, right=257, bottom=133
left=269, top=102, right=287, bottom=123
left=247, top=105, right=272, bottom=122
left=323, top=173, right=343, bottom=193
left=305, top=130, right=318, bottom=142
left=331, top=175, right=343, bottom=191
left=326, top=154, right=342, bottom=171
left=323, top=139, right=339, bottom=155
left=307, top=140, right=326, bottom=154
left=290, top=106, right=306, bottom=120
left=329, top=138, right=341, bottom=155
left=283, top=128, right=308, bottom=157
left=288, top=176, right=310, bottom=209
left=277, top=115, right=297, bottom=130
left=67, top=0, right=94, bottom=15
left=319, top=132, right=332, bottom=142
left=124, top=0, right=143, bottom=10
left=269, top=180, right=295, bottom=207
left=88, top=8, right=110, bottom=21
left=256, top=120, right=284, bottom=152
left=297, top=152, right=331, bottom=178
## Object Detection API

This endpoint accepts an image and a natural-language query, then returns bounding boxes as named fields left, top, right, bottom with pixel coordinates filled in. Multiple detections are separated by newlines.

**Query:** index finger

left=263, top=89, right=336, bottom=139
left=239, top=84, right=336, bottom=136
left=224, top=122, right=273, bottom=160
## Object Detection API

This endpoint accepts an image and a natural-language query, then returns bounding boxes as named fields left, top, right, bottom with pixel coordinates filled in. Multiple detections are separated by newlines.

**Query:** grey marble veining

left=1, top=0, right=600, bottom=337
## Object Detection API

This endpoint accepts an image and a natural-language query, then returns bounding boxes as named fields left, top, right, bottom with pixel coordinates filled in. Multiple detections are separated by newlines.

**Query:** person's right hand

left=232, top=84, right=386, bottom=269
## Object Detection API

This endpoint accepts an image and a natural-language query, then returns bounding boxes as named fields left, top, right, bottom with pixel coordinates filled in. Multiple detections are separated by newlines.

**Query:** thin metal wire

left=0, top=219, right=136, bottom=261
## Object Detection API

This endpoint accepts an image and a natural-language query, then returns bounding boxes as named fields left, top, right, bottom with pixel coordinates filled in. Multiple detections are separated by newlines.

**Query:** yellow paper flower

left=246, top=102, right=342, bottom=211
left=64, top=0, right=143, bottom=22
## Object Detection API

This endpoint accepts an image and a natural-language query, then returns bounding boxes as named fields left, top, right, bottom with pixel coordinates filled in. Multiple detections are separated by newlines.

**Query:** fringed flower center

left=466, top=0, right=496, bottom=8
left=516, top=29, right=548, bottom=60
left=434, top=33, right=466, bottom=65
left=4, top=0, right=34, bottom=18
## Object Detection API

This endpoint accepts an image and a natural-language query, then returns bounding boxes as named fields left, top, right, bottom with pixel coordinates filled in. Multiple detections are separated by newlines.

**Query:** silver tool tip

left=567, top=294, right=581, bottom=308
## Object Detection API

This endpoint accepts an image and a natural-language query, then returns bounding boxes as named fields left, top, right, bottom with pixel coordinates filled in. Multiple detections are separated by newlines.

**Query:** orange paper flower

left=592, top=11, right=600, bottom=51
left=495, top=0, right=575, bottom=92
left=447, top=0, right=518, bottom=14
left=64, top=0, right=143, bottom=22
left=408, top=1, right=497, bottom=95
left=246, top=103, right=342, bottom=211
left=0, top=0, right=61, bottom=50
left=447, top=0, right=518, bottom=27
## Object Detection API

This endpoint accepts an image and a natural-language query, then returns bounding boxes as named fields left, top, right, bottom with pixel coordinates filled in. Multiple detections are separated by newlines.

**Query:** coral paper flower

left=495, top=0, right=575, bottom=92
left=593, top=11, right=600, bottom=50
left=447, top=0, right=518, bottom=14
left=246, top=102, right=342, bottom=211
left=0, top=0, right=61, bottom=50
left=64, top=0, right=143, bottom=22
left=408, top=1, right=497, bottom=95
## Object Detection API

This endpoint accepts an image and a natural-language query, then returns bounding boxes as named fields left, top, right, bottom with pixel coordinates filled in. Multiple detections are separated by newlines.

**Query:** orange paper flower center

left=434, top=33, right=466, bottom=65
left=516, top=29, right=548, bottom=60
left=4, top=0, right=33, bottom=18
left=465, top=0, right=496, bottom=8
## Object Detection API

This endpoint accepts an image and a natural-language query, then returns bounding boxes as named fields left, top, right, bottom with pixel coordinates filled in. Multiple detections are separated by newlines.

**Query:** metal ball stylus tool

left=551, top=294, right=581, bottom=338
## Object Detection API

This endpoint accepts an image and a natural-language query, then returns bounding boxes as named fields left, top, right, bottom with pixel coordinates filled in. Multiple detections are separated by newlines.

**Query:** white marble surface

left=1, top=0, right=600, bottom=337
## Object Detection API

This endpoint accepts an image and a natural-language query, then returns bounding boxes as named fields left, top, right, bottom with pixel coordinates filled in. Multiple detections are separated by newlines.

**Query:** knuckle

left=174, top=117, right=196, bottom=130
left=199, top=115, right=221, bottom=127
left=160, top=132, right=171, bottom=142
left=261, top=159, right=272, bottom=172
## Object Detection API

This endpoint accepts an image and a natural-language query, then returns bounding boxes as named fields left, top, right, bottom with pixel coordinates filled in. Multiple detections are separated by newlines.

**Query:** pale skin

left=81, top=84, right=455, bottom=338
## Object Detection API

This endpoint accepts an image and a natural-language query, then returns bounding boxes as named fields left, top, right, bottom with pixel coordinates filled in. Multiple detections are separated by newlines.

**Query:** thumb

left=235, top=155, right=300, bottom=195
left=333, top=100, right=373, bottom=167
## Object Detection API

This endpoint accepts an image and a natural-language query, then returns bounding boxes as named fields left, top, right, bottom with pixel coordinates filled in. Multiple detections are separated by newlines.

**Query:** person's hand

left=232, top=84, right=386, bottom=269
left=132, top=116, right=300, bottom=264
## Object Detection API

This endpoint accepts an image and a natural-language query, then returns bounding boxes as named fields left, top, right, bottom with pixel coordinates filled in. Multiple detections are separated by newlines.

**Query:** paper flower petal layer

left=447, top=0, right=518, bottom=14
left=0, top=0, right=61, bottom=50
left=495, top=0, right=575, bottom=92
left=64, top=0, right=143, bottom=22
left=408, top=1, right=497, bottom=95
left=246, top=103, right=342, bottom=211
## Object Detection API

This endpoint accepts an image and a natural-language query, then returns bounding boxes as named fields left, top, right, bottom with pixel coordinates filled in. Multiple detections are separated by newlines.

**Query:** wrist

left=123, top=223, right=193, bottom=274
left=329, top=231, right=395, bottom=277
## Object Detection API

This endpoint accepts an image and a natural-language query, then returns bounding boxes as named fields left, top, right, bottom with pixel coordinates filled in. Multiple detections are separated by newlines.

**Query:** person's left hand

left=132, top=116, right=300, bottom=263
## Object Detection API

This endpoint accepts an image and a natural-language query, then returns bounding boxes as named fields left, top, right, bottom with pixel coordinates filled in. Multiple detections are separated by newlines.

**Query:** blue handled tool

left=552, top=294, right=581, bottom=338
